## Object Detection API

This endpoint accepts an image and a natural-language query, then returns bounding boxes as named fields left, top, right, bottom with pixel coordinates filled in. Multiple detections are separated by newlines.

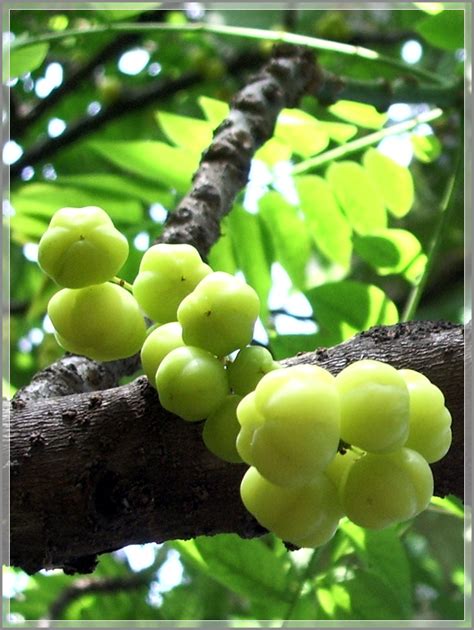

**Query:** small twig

left=346, top=30, right=419, bottom=46
left=11, top=9, right=169, bottom=139
left=402, top=137, right=463, bottom=321
left=281, top=547, right=322, bottom=624
left=291, top=107, right=444, bottom=175
left=42, top=573, right=150, bottom=621
left=318, top=72, right=463, bottom=110
left=111, top=276, right=133, bottom=292
left=9, top=50, right=265, bottom=181
left=11, top=21, right=445, bottom=85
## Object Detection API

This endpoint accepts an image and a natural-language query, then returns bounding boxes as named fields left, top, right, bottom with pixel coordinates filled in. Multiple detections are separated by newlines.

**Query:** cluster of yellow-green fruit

left=38, top=206, right=453, bottom=549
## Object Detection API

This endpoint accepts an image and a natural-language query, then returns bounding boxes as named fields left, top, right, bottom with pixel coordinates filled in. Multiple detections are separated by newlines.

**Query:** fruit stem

left=401, top=130, right=463, bottom=322
left=111, top=276, right=133, bottom=292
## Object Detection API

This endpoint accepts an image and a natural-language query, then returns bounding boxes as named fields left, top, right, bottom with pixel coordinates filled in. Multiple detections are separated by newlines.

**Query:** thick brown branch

left=158, top=44, right=322, bottom=257
left=8, top=321, right=464, bottom=576
left=11, top=353, right=141, bottom=406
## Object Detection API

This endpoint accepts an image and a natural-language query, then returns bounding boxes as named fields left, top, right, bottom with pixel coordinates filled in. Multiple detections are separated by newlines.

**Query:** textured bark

left=158, top=44, right=322, bottom=256
left=7, top=321, right=464, bottom=576
left=12, top=353, right=141, bottom=405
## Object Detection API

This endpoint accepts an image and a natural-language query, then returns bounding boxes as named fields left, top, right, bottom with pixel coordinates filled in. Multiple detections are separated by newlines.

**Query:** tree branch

left=43, top=572, right=151, bottom=621
left=7, top=321, right=464, bottom=576
left=11, top=353, right=141, bottom=406
left=317, top=71, right=464, bottom=110
left=158, top=44, right=322, bottom=257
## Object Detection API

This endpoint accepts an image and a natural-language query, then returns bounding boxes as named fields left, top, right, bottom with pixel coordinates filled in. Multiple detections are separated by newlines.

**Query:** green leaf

left=429, top=495, right=464, bottom=518
left=255, top=138, right=292, bottom=166
left=326, top=161, right=387, bottom=234
left=228, top=205, right=271, bottom=322
left=320, top=121, right=358, bottom=144
left=11, top=183, right=143, bottom=225
left=295, top=175, right=352, bottom=269
left=156, top=111, right=214, bottom=152
left=198, top=95, right=229, bottom=128
left=362, top=148, right=414, bottom=217
left=191, top=534, right=293, bottom=617
left=274, top=109, right=330, bottom=158
left=55, top=173, right=174, bottom=207
left=7, top=42, right=49, bottom=81
left=305, top=280, right=399, bottom=343
left=342, top=570, right=409, bottom=619
left=353, top=228, right=423, bottom=278
left=270, top=333, right=318, bottom=360
left=10, top=214, right=48, bottom=241
left=88, top=140, right=199, bottom=194
left=404, top=252, right=428, bottom=285
left=340, top=521, right=412, bottom=617
left=207, top=218, right=237, bottom=275
left=411, top=133, right=442, bottom=163
left=416, top=10, right=464, bottom=50
left=258, top=191, right=311, bottom=289
left=328, top=100, right=388, bottom=130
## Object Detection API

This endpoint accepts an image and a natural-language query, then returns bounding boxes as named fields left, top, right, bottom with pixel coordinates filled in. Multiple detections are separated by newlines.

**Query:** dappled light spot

left=118, top=48, right=150, bottom=75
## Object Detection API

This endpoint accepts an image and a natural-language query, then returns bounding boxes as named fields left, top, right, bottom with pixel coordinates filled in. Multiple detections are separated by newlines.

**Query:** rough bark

left=7, top=321, right=464, bottom=576
left=158, top=44, right=322, bottom=256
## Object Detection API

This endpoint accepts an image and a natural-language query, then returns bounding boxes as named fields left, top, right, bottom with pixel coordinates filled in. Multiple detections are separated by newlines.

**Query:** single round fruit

left=132, top=244, right=212, bottom=323
left=341, top=448, right=434, bottom=529
left=325, top=449, right=361, bottom=500
left=202, top=394, right=243, bottom=463
left=335, top=360, right=410, bottom=453
left=227, top=346, right=280, bottom=396
left=178, top=272, right=260, bottom=357
left=47, top=283, right=146, bottom=361
left=237, top=365, right=341, bottom=487
left=399, top=369, right=452, bottom=463
left=240, top=466, right=343, bottom=548
left=235, top=391, right=265, bottom=464
left=140, top=322, right=184, bottom=386
left=155, top=346, right=229, bottom=422
left=38, top=206, right=129, bottom=288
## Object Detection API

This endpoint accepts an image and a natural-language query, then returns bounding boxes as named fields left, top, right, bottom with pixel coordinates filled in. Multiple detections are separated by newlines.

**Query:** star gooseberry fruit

left=236, top=365, right=341, bottom=488
left=398, top=369, right=452, bottom=463
left=177, top=271, right=260, bottom=357
left=202, top=394, right=243, bottom=463
left=140, top=322, right=185, bottom=386
left=132, top=244, right=212, bottom=323
left=155, top=346, right=229, bottom=422
left=341, top=447, right=434, bottom=529
left=240, top=466, right=343, bottom=548
left=47, top=283, right=146, bottom=361
left=38, top=206, right=129, bottom=288
left=335, top=360, right=410, bottom=454
left=227, top=346, right=280, bottom=396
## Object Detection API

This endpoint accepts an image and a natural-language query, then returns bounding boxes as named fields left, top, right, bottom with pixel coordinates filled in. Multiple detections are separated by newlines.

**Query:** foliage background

left=3, top=2, right=469, bottom=624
